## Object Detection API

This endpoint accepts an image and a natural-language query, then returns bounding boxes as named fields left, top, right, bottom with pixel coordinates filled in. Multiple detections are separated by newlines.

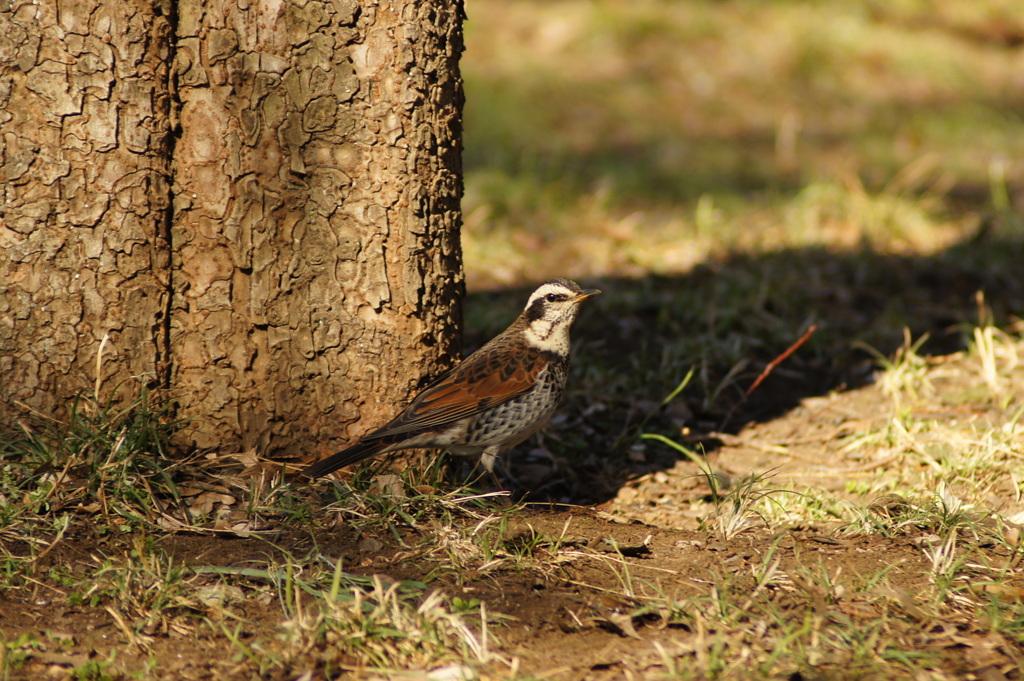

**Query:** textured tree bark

left=171, top=0, right=464, bottom=456
left=1, top=0, right=464, bottom=459
left=0, top=0, right=174, bottom=413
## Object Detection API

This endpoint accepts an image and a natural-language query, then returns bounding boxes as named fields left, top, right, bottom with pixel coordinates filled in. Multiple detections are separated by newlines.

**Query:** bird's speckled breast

left=463, top=355, right=569, bottom=450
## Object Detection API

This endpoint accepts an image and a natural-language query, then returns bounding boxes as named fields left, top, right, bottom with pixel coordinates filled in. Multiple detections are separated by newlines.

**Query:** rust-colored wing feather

left=299, top=346, right=543, bottom=479
left=365, top=341, right=546, bottom=440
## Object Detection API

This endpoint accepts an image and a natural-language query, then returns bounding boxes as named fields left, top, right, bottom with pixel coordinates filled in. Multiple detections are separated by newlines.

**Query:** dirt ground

left=0, top=511, right=958, bottom=681
left=4, top=357, right=1023, bottom=680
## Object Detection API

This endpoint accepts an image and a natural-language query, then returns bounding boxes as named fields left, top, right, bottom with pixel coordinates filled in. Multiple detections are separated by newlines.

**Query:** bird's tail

left=301, top=440, right=390, bottom=479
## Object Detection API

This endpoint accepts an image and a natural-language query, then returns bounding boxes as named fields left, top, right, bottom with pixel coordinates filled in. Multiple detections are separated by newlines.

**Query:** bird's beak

left=577, top=288, right=602, bottom=300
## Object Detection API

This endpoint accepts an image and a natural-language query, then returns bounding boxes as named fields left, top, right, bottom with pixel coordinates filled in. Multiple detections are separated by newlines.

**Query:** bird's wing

left=364, top=343, right=545, bottom=439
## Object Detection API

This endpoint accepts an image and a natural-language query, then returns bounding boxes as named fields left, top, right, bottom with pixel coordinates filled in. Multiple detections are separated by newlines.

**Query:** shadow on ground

left=463, top=226, right=1024, bottom=504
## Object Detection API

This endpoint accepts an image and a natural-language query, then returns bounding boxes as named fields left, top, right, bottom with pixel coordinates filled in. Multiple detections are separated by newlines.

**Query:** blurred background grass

left=458, top=0, right=1024, bottom=500
left=461, top=0, right=1022, bottom=283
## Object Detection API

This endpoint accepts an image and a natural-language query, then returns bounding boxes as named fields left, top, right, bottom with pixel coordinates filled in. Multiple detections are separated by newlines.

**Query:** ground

left=3, top=337, right=1024, bottom=679
left=4, top=0, right=1024, bottom=677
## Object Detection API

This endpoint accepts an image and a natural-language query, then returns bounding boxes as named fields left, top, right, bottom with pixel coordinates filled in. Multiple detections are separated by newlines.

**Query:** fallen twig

left=745, top=324, right=818, bottom=397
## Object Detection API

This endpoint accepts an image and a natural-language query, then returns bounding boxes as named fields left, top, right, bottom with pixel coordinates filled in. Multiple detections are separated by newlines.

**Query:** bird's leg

left=480, top=448, right=506, bottom=491
left=456, top=448, right=504, bottom=493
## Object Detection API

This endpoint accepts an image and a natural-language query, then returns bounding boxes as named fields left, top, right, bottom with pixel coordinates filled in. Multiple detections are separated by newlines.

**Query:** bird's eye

left=545, top=293, right=567, bottom=302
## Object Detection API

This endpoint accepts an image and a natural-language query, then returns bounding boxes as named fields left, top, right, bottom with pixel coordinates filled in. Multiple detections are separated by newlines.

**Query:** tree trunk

left=0, top=0, right=175, bottom=412
left=0, top=0, right=464, bottom=459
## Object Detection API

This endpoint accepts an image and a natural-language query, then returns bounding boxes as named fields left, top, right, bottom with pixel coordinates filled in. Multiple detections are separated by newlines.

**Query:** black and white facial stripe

left=521, top=279, right=599, bottom=353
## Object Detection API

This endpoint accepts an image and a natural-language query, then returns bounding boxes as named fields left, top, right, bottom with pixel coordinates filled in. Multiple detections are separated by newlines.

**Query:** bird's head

left=520, top=278, right=601, bottom=353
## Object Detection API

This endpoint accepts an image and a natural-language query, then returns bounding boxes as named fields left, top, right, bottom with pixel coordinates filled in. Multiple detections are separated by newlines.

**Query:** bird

left=301, top=278, right=601, bottom=480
